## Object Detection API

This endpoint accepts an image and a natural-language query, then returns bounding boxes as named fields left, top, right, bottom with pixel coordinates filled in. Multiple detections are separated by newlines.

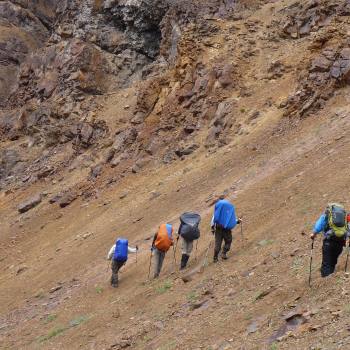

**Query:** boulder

left=18, top=194, right=42, bottom=213
left=58, top=191, right=77, bottom=208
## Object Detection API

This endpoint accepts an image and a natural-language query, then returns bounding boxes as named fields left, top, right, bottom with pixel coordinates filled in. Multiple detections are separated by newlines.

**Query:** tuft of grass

left=35, top=290, right=45, bottom=299
left=143, top=334, right=152, bottom=343
left=95, top=286, right=103, bottom=294
left=158, top=340, right=176, bottom=350
left=38, top=326, right=67, bottom=342
left=344, top=304, right=350, bottom=314
left=258, top=239, right=274, bottom=247
left=155, top=280, right=172, bottom=294
left=44, top=314, right=57, bottom=324
left=291, top=257, right=303, bottom=272
left=240, top=108, right=246, bottom=113
left=69, top=315, right=88, bottom=327
left=38, top=314, right=90, bottom=343
left=270, top=343, right=278, bottom=350
left=187, top=291, right=198, bottom=302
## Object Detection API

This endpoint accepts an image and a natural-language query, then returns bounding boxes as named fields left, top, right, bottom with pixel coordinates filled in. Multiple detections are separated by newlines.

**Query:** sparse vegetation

left=38, top=326, right=67, bottom=342
left=156, top=280, right=172, bottom=294
left=44, top=314, right=57, bottom=324
left=270, top=343, right=278, bottom=350
left=69, top=315, right=88, bottom=327
left=38, top=315, right=90, bottom=343
left=95, top=286, right=103, bottom=294
left=258, top=239, right=274, bottom=247
left=187, top=291, right=198, bottom=302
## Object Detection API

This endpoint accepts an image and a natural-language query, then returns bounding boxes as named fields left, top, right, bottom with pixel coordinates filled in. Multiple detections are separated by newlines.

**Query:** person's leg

left=180, top=238, right=192, bottom=269
left=214, top=227, right=223, bottom=262
left=157, top=250, right=166, bottom=275
left=153, top=249, right=161, bottom=278
left=329, top=240, right=344, bottom=274
left=321, top=240, right=335, bottom=277
left=222, top=229, right=233, bottom=259
left=111, top=260, right=121, bottom=287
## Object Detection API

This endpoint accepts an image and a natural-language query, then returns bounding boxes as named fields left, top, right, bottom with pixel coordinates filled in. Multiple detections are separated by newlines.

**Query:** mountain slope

left=1, top=1, right=350, bottom=349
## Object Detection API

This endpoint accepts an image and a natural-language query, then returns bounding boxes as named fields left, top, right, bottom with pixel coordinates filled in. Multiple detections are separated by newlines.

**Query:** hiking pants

left=321, top=239, right=344, bottom=277
left=153, top=248, right=166, bottom=278
left=111, top=260, right=125, bottom=286
left=214, top=226, right=232, bottom=258
left=181, top=237, right=193, bottom=256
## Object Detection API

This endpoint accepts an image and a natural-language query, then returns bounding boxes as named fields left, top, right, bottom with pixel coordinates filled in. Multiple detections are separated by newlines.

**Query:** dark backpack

left=179, top=212, right=201, bottom=241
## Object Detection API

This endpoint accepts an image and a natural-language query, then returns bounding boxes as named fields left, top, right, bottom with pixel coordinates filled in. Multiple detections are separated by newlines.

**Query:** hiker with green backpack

left=310, top=203, right=350, bottom=277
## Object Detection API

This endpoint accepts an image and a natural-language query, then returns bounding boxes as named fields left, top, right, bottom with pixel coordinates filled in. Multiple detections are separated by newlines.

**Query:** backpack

left=213, top=199, right=237, bottom=230
left=155, top=224, right=173, bottom=252
left=113, top=238, right=128, bottom=262
left=326, top=203, right=347, bottom=239
left=179, top=212, right=201, bottom=241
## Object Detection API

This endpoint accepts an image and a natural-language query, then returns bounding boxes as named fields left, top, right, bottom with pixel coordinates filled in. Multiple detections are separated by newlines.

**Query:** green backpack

left=326, top=203, right=347, bottom=238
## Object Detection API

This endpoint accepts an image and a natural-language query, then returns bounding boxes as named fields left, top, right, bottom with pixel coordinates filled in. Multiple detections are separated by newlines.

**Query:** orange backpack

left=155, top=224, right=173, bottom=252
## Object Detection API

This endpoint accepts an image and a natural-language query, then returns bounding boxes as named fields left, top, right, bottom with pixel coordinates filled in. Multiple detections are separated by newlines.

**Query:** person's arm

left=107, top=244, right=115, bottom=260
left=310, top=214, right=326, bottom=239
left=151, top=233, right=157, bottom=250
left=128, top=246, right=138, bottom=254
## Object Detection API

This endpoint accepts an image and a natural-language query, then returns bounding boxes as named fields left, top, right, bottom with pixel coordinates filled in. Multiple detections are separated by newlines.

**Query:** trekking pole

left=240, top=220, right=244, bottom=240
left=106, top=259, right=111, bottom=273
left=195, top=240, right=198, bottom=261
left=202, top=238, right=214, bottom=270
left=148, top=251, right=152, bottom=280
left=172, top=244, right=177, bottom=271
left=345, top=239, right=350, bottom=272
left=174, top=238, right=178, bottom=266
left=308, top=239, right=315, bottom=287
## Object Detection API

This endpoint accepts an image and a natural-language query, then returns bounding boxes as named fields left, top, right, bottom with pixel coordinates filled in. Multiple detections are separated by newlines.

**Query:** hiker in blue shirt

left=310, top=204, right=350, bottom=277
left=211, top=199, right=241, bottom=262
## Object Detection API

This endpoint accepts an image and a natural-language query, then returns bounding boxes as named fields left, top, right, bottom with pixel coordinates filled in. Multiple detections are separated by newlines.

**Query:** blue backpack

left=113, top=238, right=128, bottom=262
left=213, top=200, right=237, bottom=230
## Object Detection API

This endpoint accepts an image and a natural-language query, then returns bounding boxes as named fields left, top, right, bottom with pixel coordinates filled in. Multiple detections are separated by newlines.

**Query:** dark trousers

left=321, top=239, right=344, bottom=277
left=111, top=260, right=125, bottom=286
left=214, top=226, right=232, bottom=258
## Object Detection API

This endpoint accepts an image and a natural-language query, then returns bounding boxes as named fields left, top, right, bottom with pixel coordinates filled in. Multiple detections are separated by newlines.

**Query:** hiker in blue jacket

left=107, top=239, right=138, bottom=287
left=211, top=199, right=241, bottom=262
left=310, top=204, right=350, bottom=277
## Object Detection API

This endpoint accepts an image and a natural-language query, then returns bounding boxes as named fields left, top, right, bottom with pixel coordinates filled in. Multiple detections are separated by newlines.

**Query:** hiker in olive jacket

left=310, top=204, right=350, bottom=277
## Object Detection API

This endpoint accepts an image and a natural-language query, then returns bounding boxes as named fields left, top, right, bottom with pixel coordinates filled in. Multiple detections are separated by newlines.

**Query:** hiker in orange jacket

left=151, top=224, right=174, bottom=278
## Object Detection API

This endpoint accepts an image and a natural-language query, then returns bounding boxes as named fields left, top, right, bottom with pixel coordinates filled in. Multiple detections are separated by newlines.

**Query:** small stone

left=49, top=285, right=63, bottom=293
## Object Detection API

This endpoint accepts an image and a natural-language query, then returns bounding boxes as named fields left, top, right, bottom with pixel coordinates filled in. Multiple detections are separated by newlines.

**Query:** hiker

left=177, top=212, right=201, bottom=270
left=310, top=203, right=350, bottom=277
left=107, top=238, right=138, bottom=287
left=211, top=199, right=241, bottom=262
left=151, top=223, right=174, bottom=278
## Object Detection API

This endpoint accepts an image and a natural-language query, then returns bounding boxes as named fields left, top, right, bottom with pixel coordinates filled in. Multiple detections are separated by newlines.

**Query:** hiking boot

left=221, top=252, right=228, bottom=260
left=111, top=282, right=118, bottom=288
left=213, top=256, right=219, bottom=263
left=180, top=254, right=190, bottom=270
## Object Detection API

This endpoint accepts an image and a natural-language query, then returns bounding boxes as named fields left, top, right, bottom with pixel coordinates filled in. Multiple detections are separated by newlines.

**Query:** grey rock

left=18, top=194, right=42, bottom=213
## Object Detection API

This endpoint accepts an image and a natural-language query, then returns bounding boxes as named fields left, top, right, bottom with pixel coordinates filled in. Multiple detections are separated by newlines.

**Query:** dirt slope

left=1, top=1, right=350, bottom=349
